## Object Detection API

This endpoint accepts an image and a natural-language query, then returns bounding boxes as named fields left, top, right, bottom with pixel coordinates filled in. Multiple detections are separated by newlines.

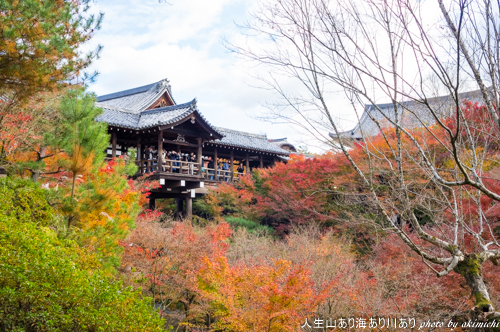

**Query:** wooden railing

left=201, top=168, right=246, bottom=182
left=138, top=159, right=247, bottom=182
left=138, top=159, right=201, bottom=175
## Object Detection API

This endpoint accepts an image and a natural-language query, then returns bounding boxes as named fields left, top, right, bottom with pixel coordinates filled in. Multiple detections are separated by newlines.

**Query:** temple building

left=330, top=89, right=486, bottom=146
left=95, top=78, right=293, bottom=218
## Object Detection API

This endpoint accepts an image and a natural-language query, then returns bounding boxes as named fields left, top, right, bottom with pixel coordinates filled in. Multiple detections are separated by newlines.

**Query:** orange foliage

left=197, top=256, right=332, bottom=331
left=121, top=216, right=338, bottom=330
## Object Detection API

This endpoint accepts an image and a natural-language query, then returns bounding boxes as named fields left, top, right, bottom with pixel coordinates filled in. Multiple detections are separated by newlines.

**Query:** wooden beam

left=230, top=149, right=234, bottom=182
left=245, top=152, right=250, bottom=174
left=114, top=138, right=141, bottom=144
left=150, top=192, right=195, bottom=199
left=185, top=197, right=192, bottom=219
left=163, top=139, right=198, bottom=148
left=156, top=179, right=203, bottom=191
left=197, top=138, right=203, bottom=176
left=136, top=137, right=141, bottom=161
left=214, top=147, right=218, bottom=181
left=111, top=132, right=117, bottom=158
left=260, top=154, right=264, bottom=168
left=184, top=181, right=204, bottom=190
left=158, top=130, right=163, bottom=172
left=159, top=117, right=222, bottom=139
left=161, top=179, right=186, bottom=188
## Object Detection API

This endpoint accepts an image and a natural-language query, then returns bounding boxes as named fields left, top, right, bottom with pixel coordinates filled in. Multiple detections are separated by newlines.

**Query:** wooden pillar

left=197, top=138, right=203, bottom=176
left=230, top=149, right=234, bottom=182
left=259, top=154, right=264, bottom=168
left=148, top=198, right=155, bottom=210
left=185, top=197, right=192, bottom=219
left=137, top=136, right=142, bottom=174
left=174, top=198, right=182, bottom=220
left=111, top=131, right=117, bottom=158
left=245, top=152, right=250, bottom=174
left=214, top=147, right=218, bottom=181
left=157, top=130, right=163, bottom=173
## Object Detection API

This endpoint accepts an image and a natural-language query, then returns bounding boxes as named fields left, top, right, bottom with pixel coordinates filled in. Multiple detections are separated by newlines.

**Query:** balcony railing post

left=197, top=138, right=203, bottom=176
left=158, top=131, right=163, bottom=171
left=214, top=147, right=218, bottom=181
left=230, top=150, right=234, bottom=183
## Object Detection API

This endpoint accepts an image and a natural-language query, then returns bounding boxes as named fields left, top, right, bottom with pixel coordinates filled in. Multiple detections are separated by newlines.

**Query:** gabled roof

left=213, top=128, right=291, bottom=156
left=96, top=99, right=223, bottom=138
left=96, top=79, right=175, bottom=113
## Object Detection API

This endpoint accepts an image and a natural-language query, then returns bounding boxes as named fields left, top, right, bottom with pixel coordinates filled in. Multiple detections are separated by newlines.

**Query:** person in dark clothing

left=169, top=151, right=180, bottom=173
left=237, top=163, right=244, bottom=175
left=222, top=160, right=230, bottom=182
left=207, top=157, right=214, bottom=180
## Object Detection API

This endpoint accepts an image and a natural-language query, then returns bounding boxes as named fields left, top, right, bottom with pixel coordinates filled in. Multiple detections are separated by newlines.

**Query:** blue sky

left=84, top=0, right=325, bottom=150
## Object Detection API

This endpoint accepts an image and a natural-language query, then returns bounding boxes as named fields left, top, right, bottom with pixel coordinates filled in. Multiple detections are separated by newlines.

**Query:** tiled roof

left=95, top=79, right=291, bottom=156
left=334, top=89, right=486, bottom=140
left=96, top=100, right=222, bottom=133
left=138, top=103, right=193, bottom=129
left=95, top=104, right=140, bottom=129
left=214, top=128, right=291, bottom=155
left=96, top=79, right=175, bottom=113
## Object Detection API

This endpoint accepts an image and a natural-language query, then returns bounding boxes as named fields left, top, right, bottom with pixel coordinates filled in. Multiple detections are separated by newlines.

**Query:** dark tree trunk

left=31, top=146, right=48, bottom=181
left=454, top=255, right=494, bottom=313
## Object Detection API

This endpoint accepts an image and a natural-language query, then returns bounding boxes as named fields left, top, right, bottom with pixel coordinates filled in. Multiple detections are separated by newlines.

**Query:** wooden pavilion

left=95, top=78, right=291, bottom=218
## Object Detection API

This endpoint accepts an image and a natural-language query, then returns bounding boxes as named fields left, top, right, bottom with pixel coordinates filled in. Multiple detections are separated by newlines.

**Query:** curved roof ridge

left=97, top=82, right=157, bottom=102
left=268, top=137, right=288, bottom=142
left=95, top=102, right=137, bottom=114
left=133, top=79, right=173, bottom=112
left=96, top=78, right=176, bottom=113
left=216, top=127, right=268, bottom=139
left=212, top=127, right=290, bottom=155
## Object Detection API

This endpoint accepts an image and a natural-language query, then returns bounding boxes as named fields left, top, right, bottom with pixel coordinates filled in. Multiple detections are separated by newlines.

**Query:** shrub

left=0, top=177, right=55, bottom=226
left=0, top=178, right=165, bottom=331
left=224, top=216, right=275, bottom=235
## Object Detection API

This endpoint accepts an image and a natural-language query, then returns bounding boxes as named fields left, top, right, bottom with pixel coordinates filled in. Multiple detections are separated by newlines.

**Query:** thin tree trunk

left=71, top=173, right=76, bottom=199
left=67, top=173, right=77, bottom=232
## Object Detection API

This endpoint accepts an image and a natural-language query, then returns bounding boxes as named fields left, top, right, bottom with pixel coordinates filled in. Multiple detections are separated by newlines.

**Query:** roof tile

left=214, top=128, right=290, bottom=155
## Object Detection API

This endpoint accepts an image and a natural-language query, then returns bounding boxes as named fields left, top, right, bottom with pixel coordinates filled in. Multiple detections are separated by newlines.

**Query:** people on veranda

left=174, top=151, right=180, bottom=173
left=207, top=157, right=214, bottom=180
left=188, top=152, right=196, bottom=175
left=216, top=159, right=222, bottom=180
left=222, top=160, right=230, bottom=182
left=169, top=151, right=180, bottom=173
left=237, top=163, right=244, bottom=175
